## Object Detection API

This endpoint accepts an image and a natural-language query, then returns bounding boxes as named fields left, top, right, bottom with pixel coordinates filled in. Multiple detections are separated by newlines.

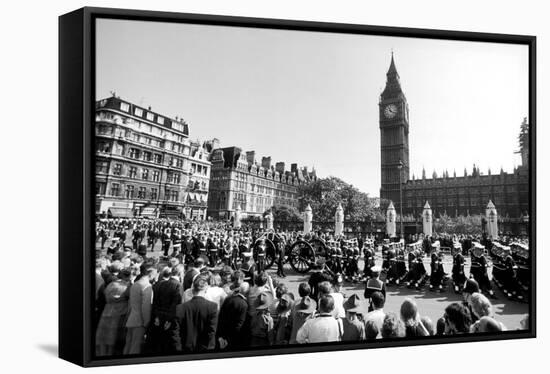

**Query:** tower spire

left=387, top=51, right=399, bottom=78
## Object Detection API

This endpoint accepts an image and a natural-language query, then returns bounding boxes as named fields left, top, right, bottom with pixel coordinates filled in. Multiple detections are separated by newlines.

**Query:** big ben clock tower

left=379, top=53, right=410, bottom=211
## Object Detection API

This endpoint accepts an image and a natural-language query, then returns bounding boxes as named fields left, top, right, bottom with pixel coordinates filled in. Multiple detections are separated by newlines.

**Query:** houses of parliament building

left=379, top=54, right=529, bottom=218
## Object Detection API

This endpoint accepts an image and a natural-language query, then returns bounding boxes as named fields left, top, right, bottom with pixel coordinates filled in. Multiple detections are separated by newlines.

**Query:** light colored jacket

left=125, top=277, right=153, bottom=328
left=296, top=313, right=341, bottom=343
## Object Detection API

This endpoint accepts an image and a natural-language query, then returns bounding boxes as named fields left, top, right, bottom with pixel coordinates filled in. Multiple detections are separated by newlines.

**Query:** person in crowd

left=217, top=281, right=250, bottom=349
left=289, top=284, right=317, bottom=344
left=183, top=257, right=206, bottom=291
left=520, top=314, right=529, bottom=330
left=219, top=266, right=234, bottom=295
left=318, top=281, right=344, bottom=320
left=364, top=266, right=386, bottom=312
left=400, top=298, right=429, bottom=337
left=249, top=293, right=275, bottom=347
left=177, top=275, right=218, bottom=352
left=95, top=268, right=132, bottom=356
left=146, top=266, right=183, bottom=354
left=462, top=279, right=481, bottom=323
left=364, top=291, right=386, bottom=338
left=469, top=292, right=506, bottom=332
left=443, top=302, right=472, bottom=335
left=239, top=250, right=256, bottom=287
left=273, top=292, right=294, bottom=345
left=123, top=262, right=157, bottom=355
left=296, top=295, right=341, bottom=344
left=247, top=271, right=275, bottom=318
left=476, top=316, right=504, bottom=333
left=308, top=259, right=334, bottom=301
left=420, top=316, right=435, bottom=336
left=205, top=272, right=227, bottom=311
left=436, top=317, right=446, bottom=336
left=341, top=294, right=365, bottom=341
left=365, top=320, right=380, bottom=341
left=381, top=312, right=406, bottom=338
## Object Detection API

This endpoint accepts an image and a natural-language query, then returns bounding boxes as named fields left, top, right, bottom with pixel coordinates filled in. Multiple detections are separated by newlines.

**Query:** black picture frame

left=59, top=6, right=536, bottom=367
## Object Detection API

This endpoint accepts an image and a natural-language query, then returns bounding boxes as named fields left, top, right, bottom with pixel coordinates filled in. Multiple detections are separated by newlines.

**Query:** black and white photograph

left=88, top=13, right=534, bottom=363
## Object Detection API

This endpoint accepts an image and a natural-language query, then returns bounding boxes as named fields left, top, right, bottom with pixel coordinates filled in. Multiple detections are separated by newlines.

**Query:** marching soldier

left=239, top=249, right=256, bottom=287
left=469, top=243, right=496, bottom=299
left=502, top=247, right=521, bottom=300
left=161, top=226, right=172, bottom=257
left=222, top=234, right=234, bottom=268
left=256, top=238, right=267, bottom=274
left=451, top=242, right=467, bottom=293
left=362, top=241, right=375, bottom=280
left=207, top=233, right=219, bottom=267
left=364, top=266, right=386, bottom=312
left=275, top=234, right=286, bottom=278
left=429, top=250, right=445, bottom=291
left=406, top=250, right=427, bottom=290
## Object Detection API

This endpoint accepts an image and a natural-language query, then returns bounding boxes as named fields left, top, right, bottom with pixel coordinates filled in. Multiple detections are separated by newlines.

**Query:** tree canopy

left=296, top=176, right=379, bottom=222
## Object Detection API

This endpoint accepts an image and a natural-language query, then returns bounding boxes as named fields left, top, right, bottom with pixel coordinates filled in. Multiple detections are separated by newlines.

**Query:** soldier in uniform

left=256, top=239, right=267, bottom=274
left=222, top=234, right=234, bottom=268
left=364, top=266, right=386, bottom=312
left=239, top=250, right=256, bottom=287
left=171, top=226, right=182, bottom=258
left=451, top=242, right=467, bottom=293
left=469, top=243, right=496, bottom=299
left=502, top=247, right=521, bottom=300
left=429, top=250, right=445, bottom=291
left=275, top=234, right=286, bottom=278
left=362, top=241, right=375, bottom=280
left=384, top=248, right=397, bottom=285
left=98, top=224, right=109, bottom=250
left=161, top=226, right=172, bottom=257
left=407, top=250, right=427, bottom=290
left=206, top=232, right=219, bottom=267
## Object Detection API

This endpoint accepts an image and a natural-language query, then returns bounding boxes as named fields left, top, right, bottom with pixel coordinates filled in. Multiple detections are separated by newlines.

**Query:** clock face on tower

left=384, top=104, right=398, bottom=119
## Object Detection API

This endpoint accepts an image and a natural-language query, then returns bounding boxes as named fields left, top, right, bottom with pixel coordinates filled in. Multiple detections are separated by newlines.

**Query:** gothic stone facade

left=379, top=55, right=529, bottom=218
left=207, top=147, right=317, bottom=219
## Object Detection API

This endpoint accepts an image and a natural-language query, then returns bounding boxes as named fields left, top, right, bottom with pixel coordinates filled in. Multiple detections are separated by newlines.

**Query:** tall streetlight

left=397, top=159, right=404, bottom=239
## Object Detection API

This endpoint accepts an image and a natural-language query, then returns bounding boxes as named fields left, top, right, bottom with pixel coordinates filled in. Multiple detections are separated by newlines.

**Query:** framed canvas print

left=59, top=7, right=536, bottom=367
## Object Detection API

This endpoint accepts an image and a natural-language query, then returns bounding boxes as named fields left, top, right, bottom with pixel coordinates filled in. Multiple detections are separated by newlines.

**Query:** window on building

left=110, top=183, right=120, bottom=196
left=95, top=183, right=105, bottom=195
left=146, top=112, right=154, bottom=121
left=129, top=148, right=140, bottom=159
left=203, top=166, right=208, bottom=175
left=152, top=170, right=160, bottom=182
left=143, top=151, right=152, bottom=162
left=142, top=169, right=149, bottom=180
left=176, top=158, right=184, bottom=168
left=134, top=107, right=143, bottom=117
left=153, top=154, right=162, bottom=164
left=96, top=141, right=111, bottom=153
left=95, top=161, right=108, bottom=174
left=157, top=116, right=164, bottom=125
left=138, top=187, right=147, bottom=199
left=112, top=163, right=122, bottom=175
left=129, top=167, right=137, bottom=179
left=120, top=102, right=130, bottom=112
left=151, top=188, right=158, bottom=200
left=125, top=185, right=135, bottom=199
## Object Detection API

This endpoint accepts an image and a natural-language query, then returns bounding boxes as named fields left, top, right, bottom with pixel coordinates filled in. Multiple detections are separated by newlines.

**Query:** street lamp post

left=397, top=159, right=404, bottom=239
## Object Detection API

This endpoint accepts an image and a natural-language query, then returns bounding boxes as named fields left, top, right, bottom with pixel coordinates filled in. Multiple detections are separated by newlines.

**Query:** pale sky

left=96, top=18, right=529, bottom=196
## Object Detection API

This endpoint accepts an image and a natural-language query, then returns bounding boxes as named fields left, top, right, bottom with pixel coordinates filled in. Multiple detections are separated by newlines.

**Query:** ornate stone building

left=379, top=56, right=529, bottom=218
left=94, top=95, right=214, bottom=220
left=207, top=147, right=317, bottom=219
